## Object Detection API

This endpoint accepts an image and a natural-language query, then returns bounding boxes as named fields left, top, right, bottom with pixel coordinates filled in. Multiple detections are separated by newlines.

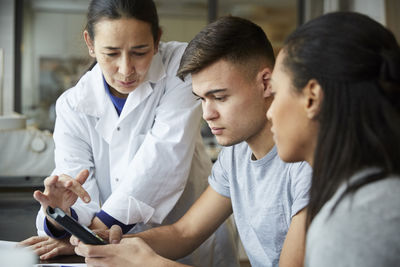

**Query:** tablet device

left=46, top=206, right=106, bottom=245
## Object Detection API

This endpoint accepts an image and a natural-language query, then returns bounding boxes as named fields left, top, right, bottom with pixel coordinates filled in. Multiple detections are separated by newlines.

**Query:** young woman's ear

left=83, top=30, right=96, bottom=58
left=303, top=79, right=323, bottom=119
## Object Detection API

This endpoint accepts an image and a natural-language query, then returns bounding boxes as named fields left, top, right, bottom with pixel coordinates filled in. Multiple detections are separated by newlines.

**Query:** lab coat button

left=115, top=177, right=119, bottom=182
left=117, top=127, right=121, bottom=131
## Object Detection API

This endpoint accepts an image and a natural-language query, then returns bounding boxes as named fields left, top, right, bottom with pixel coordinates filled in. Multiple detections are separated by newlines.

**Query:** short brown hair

left=177, top=16, right=275, bottom=81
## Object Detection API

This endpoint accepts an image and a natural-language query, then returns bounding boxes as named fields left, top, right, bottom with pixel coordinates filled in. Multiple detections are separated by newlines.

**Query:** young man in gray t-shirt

left=72, top=17, right=312, bottom=267
left=209, top=144, right=310, bottom=266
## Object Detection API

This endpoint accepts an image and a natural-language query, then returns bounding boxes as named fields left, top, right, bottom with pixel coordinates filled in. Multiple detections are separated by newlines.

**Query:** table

left=38, top=254, right=85, bottom=265
left=0, top=240, right=86, bottom=266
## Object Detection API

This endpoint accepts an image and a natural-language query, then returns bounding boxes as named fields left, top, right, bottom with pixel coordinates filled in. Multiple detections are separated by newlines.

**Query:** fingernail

left=111, top=239, right=118, bottom=244
left=84, top=197, right=90, bottom=202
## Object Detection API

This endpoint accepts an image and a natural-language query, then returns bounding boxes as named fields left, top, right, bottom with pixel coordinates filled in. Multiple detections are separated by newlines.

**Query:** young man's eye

left=214, top=96, right=227, bottom=101
left=106, top=53, right=118, bottom=57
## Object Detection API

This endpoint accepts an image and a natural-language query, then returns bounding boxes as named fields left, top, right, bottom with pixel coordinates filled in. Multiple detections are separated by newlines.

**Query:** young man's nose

left=202, top=101, right=218, bottom=121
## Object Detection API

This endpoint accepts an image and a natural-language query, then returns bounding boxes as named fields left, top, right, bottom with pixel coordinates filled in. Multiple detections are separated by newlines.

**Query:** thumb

left=76, top=169, right=90, bottom=185
left=70, top=235, right=80, bottom=246
left=109, top=225, right=123, bottom=244
left=33, top=190, right=49, bottom=205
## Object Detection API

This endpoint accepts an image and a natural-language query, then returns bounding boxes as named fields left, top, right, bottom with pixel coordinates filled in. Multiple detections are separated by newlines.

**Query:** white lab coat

left=36, top=42, right=239, bottom=267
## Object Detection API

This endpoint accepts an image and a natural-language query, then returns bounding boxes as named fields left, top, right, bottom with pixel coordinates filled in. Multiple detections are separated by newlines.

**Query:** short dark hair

left=177, top=16, right=275, bottom=81
left=282, top=11, right=400, bottom=227
left=86, top=0, right=159, bottom=43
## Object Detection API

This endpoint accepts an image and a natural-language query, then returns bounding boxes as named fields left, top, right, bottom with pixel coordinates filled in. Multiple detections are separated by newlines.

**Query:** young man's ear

left=303, top=79, right=323, bottom=119
left=83, top=30, right=96, bottom=58
left=259, top=67, right=272, bottom=98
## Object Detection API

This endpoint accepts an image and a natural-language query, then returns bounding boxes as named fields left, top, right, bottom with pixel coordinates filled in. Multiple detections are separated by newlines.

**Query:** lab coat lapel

left=75, top=53, right=166, bottom=143
left=75, top=64, right=107, bottom=118
left=118, top=82, right=153, bottom=122
left=95, top=101, right=119, bottom=144
left=76, top=64, right=119, bottom=144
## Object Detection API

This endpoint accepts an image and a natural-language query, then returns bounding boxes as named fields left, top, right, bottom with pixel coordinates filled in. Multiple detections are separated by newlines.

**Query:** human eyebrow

left=102, top=44, right=150, bottom=50
left=103, top=46, right=119, bottom=50
left=131, top=44, right=149, bottom=49
left=192, top=88, right=227, bottom=98
left=204, top=88, right=228, bottom=97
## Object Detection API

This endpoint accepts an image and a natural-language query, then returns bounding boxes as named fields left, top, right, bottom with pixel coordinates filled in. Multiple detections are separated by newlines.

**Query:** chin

left=118, top=85, right=137, bottom=92
left=112, top=81, right=140, bottom=94
left=215, top=136, right=241, bottom=147
left=277, top=148, right=304, bottom=163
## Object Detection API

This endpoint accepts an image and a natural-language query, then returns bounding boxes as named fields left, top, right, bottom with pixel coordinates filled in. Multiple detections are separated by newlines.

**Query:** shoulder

left=55, top=84, right=79, bottom=112
left=231, top=141, right=250, bottom=154
left=284, top=160, right=312, bottom=190
left=226, top=142, right=251, bottom=163
left=213, top=142, right=249, bottom=170
left=307, top=176, right=400, bottom=266
left=260, top=147, right=310, bottom=178
left=350, top=175, right=400, bottom=214
left=287, top=161, right=312, bottom=177
left=326, top=171, right=400, bottom=216
left=55, top=65, right=103, bottom=115
left=158, top=41, right=187, bottom=75
left=159, top=41, right=187, bottom=59
left=316, top=175, right=400, bottom=223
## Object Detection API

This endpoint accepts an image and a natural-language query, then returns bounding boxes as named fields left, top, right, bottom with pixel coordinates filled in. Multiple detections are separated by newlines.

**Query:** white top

left=36, top=41, right=212, bottom=231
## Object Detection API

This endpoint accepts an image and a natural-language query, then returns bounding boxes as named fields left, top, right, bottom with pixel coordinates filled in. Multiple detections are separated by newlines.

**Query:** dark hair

left=177, top=16, right=275, bottom=81
left=86, top=0, right=159, bottom=42
left=282, top=12, right=400, bottom=227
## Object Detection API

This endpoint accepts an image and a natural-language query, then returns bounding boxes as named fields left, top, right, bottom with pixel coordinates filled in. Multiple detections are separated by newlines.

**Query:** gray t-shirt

left=208, top=143, right=312, bottom=267
left=305, top=168, right=400, bottom=267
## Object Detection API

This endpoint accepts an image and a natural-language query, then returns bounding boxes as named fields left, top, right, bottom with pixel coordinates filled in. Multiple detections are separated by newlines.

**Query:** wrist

left=43, top=207, right=78, bottom=239
left=89, top=216, right=108, bottom=230
left=157, top=255, right=187, bottom=267
left=43, top=205, right=71, bottom=229
left=95, top=209, right=136, bottom=233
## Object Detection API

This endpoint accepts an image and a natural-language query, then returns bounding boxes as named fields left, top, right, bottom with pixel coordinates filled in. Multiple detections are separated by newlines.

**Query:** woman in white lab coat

left=21, top=0, right=238, bottom=266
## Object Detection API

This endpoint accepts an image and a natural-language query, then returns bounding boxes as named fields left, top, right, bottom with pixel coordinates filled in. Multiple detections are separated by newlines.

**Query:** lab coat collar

left=75, top=51, right=166, bottom=143
left=75, top=64, right=109, bottom=118
left=75, top=51, right=166, bottom=118
left=146, top=51, right=166, bottom=84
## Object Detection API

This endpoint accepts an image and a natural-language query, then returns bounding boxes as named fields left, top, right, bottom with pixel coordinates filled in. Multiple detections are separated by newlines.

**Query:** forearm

left=89, top=216, right=108, bottom=230
left=123, top=186, right=232, bottom=261
left=150, top=255, right=193, bottom=267
left=127, top=224, right=206, bottom=260
left=279, top=208, right=307, bottom=267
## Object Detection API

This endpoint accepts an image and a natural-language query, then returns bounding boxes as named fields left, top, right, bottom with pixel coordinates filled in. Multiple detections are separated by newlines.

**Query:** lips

left=210, top=127, right=224, bottom=135
left=118, top=80, right=137, bottom=87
